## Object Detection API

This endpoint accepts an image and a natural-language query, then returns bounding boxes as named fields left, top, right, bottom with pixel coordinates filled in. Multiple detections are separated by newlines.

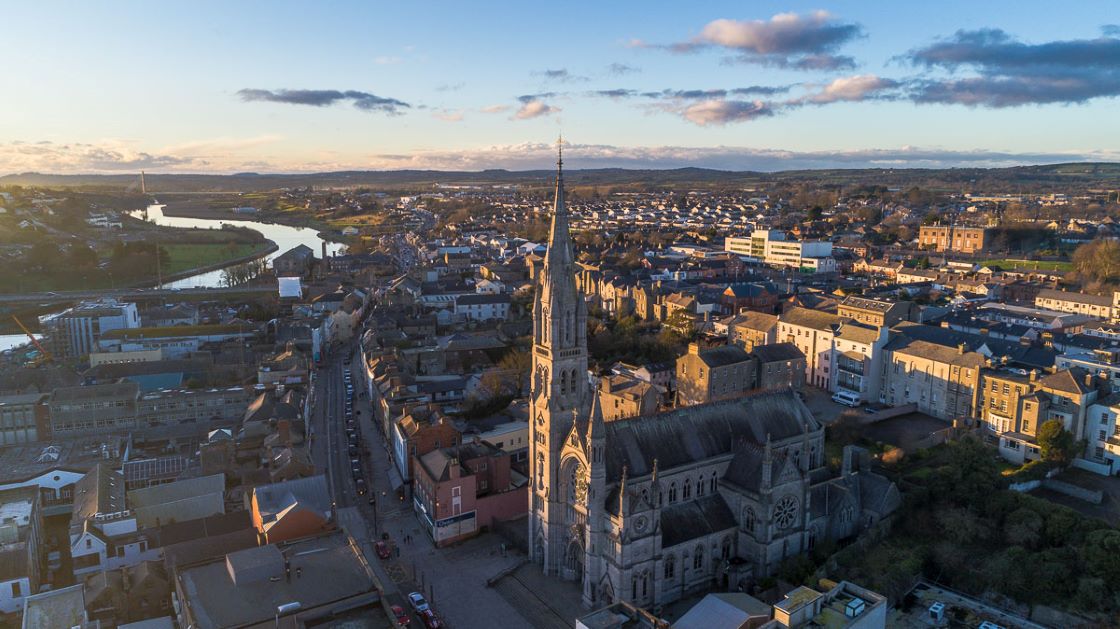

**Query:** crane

left=11, top=315, right=52, bottom=365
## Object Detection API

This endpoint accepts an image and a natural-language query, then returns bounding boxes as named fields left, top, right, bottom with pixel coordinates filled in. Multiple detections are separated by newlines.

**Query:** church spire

left=546, top=136, right=571, bottom=270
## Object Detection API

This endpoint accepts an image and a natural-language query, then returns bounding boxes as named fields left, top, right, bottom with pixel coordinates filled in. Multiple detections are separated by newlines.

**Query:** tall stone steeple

left=529, top=138, right=590, bottom=575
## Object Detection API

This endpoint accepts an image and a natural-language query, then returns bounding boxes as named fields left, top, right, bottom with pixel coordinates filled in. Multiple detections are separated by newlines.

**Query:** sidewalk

left=352, top=361, right=536, bottom=629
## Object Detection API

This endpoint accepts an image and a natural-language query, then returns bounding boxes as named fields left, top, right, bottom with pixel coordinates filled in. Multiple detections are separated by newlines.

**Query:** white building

left=39, top=299, right=141, bottom=358
left=777, top=307, right=887, bottom=399
left=725, top=231, right=836, bottom=274
left=454, top=294, right=511, bottom=321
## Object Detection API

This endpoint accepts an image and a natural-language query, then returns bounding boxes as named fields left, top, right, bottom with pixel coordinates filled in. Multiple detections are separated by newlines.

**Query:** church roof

left=603, top=390, right=815, bottom=481
left=659, top=494, right=737, bottom=548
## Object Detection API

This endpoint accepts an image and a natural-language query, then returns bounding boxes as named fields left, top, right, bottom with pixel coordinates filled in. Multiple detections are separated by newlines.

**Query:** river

left=127, top=204, right=346, bottom=289
left=1, top=205, right=345, bottom=354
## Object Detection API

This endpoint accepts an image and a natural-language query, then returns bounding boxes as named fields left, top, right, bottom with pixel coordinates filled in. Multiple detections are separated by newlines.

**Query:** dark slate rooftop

left=603, top=390, right=816, bottom=482
left=659, top=494, right=737, bottom=548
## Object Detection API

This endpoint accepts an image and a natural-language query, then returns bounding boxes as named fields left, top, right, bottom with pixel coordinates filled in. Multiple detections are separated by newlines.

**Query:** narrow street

left=311, top=341, right=543, bottom=629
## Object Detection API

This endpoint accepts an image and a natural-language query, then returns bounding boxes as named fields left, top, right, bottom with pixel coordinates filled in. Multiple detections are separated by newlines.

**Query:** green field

left=162, top=243, right=271, bottom=274
left=979, top=258, right=1073, bottom=272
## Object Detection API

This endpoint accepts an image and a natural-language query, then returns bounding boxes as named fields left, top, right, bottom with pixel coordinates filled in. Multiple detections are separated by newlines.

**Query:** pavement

left=800, top=386, right=849, bottom=425
left=337, top=344, right=554, bottom=629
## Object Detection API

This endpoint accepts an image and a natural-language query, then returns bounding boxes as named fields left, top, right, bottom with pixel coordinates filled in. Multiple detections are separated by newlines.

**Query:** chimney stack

left=688, top=342, right=700, bottom=355
left=277, top=420, right=291, bottom=447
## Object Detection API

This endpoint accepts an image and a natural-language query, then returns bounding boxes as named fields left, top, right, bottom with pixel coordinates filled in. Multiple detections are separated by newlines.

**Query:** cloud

left=480, top=104, right=511, bottom=114
left=661, top=11, right=863, bottom=70
left=373, top=55, right=402, bottom=65
left=366, top=141, right=1120, bottom=171
left=902, top=28, right=1120, bottom=106
left=534, top=68, right=589, bottom=83
left=671, top=99, right=775, bottom=126
left=436, top=82, right=465, bottom=92
left=237, top=88, right=410, bottom=114
left=514, top=100, right=560, bottom=120
left=3, top=139, right=1115, bottom=174
left=794, top=75, right=900, bottom=104
left=0, top=136, right=286, bottom=174
left=607, top=62, right=640, bottom=75
left=433, top=109, right=464, bottom=122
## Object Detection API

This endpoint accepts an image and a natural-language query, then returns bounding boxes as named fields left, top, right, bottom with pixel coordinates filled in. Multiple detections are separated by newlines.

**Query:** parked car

left=408, top=592, right=430, bottom=613
left=356, top=478, right=367, bottom=495
left=419, top=610, right=441, bottom=629
left=375, top=540, right=392, bottom=560
left=390, top=604, right=410, bottom=626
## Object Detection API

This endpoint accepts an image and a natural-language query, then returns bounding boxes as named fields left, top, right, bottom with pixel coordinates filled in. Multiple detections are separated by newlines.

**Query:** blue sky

left=1, top=0, right=1117, bottom=173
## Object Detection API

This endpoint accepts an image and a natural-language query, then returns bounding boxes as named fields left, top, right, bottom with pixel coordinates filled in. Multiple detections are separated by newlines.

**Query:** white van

left=831, top=390, right=862, bottom=407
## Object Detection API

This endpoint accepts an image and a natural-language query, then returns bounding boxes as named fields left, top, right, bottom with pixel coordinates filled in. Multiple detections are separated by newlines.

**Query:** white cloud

left=514, top=100, right=560, bottom=120
left=795, top=75, right=899, bottom=104
left=480, top=104, right=511, bottom=114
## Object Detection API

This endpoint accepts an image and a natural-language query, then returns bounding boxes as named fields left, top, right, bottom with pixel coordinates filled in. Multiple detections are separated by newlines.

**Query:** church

left=527, top=147, right=901, bottom=609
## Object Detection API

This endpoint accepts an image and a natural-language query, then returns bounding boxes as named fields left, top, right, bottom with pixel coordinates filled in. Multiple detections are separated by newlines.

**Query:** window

left=668, top=483, right=677, bottom=502
left=664, top=555, right=675, bottom=579
left=693, top=546, right=704, bottom=570
left=710, top=473, right=717, bottom=493
left=11, top=582, right=21, bottom=598
left=683, top=480, right=691, bottom=499
left=696, top=476, right=705, bottom=496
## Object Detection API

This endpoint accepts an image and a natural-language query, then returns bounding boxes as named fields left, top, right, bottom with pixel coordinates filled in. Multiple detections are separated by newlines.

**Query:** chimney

left=957, top=343, right=967, bottom=355
left=277, top=420, right=291, bottom=447
left=1029, top=369, right=1039, bottom=382
left=688, top=342, right=701, bottom=355
left=1086, top=372, right=1095, bottom=388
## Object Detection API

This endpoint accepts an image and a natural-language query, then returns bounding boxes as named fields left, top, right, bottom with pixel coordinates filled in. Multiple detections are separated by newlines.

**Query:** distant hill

left=2, top=163, right=1118, bottom=193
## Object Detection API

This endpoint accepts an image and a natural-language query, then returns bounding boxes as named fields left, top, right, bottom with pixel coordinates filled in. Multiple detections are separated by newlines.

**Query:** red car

left=419, top=610, right=441, bottom=629
left=390, top=604, right=410, bottom=626
left=375, top=540, right=392, bottom=560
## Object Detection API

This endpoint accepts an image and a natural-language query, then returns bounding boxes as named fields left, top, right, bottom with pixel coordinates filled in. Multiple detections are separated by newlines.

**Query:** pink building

left=412, top=441, right=528, bottom=546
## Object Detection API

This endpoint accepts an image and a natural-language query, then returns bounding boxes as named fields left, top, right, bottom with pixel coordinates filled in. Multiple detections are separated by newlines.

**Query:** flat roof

left=176, top=532, right=375, bottom=629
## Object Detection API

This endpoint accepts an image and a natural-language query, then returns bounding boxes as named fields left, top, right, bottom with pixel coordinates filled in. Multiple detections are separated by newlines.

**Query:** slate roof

left=698, top=345, right=751, bottom=368
left=780, top=307, right=839, bottom=331
left=729, top=311, right=778, bottom=332
left=659, top=494, right=737, bottom=548
left=752, top=342, right=805, bottom=363
left=1039, top=367, right=1093, bottom=395
left=603, top=390, right=816, bottom=481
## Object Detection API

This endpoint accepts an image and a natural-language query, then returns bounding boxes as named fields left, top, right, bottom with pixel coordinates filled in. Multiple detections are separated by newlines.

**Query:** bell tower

left=529, top=139, right=589, bottom=575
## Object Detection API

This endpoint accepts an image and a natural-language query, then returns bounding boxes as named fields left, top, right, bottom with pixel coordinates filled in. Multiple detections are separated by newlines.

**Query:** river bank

left=155, top=197, right=344, bottom=244
left=157, top=241, right=278, bottom=287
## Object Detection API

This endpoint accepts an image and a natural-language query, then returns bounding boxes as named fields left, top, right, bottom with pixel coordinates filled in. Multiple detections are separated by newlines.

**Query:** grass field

left=162, top=243, right=271, bottom=274
left=979, top=258, right=1073, bottom=272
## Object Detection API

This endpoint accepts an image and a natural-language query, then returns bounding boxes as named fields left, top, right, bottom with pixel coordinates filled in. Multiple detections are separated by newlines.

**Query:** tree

left=1037, top=419, right=1076, bottom=465
left=497, top=347, right=531, bottom=396
left=67, top=243, right=99, bottom=270
left=25, top=241, right=57, bottom=272
left=1072, top=239, right=1120, bottom=285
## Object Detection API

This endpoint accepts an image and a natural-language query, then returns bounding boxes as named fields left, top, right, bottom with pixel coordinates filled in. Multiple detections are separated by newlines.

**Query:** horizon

left=3, top=159, right=1120, bottom=179
left=3, top=1, right=1119, bottom=173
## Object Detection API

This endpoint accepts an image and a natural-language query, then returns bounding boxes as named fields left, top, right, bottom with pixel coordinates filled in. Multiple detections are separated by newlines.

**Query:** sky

left=1, top=0, right=1118, bottom=173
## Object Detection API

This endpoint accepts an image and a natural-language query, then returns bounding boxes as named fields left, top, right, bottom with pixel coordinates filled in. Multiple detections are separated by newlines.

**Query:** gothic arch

left=564, top=538, right=584, bottom=582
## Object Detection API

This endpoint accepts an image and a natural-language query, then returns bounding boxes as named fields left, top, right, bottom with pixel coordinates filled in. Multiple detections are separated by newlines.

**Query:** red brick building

left=411, top=441, right=528, bottom=546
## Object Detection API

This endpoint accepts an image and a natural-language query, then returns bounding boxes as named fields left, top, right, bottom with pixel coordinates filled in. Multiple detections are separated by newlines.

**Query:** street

left=310, top=339, right=547, bottom=628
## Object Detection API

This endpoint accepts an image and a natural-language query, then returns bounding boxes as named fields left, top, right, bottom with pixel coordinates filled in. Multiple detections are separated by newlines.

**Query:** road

left=0, top=284, right=277, bottom=305
left=312, top=342, right=434, bottom=627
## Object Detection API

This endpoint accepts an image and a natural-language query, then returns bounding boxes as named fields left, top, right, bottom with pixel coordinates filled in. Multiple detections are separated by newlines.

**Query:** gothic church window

left=668, top=483, right=677, bottom=502
left=683, top=480, right=691, bottom=499
left=693, top=546, right=704, bottom=570
left=664, top=555, right=675, bottom=579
